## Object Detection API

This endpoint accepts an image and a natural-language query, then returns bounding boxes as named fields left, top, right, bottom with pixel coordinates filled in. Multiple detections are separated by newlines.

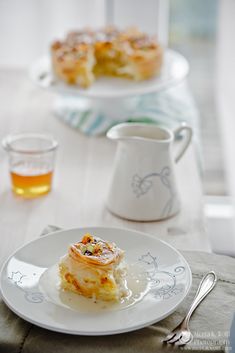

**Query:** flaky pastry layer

left=59, top=233, right=128, bottom=302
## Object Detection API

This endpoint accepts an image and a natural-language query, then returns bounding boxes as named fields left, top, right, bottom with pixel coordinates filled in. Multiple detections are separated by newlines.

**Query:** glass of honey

left=2, top=133, right=58, bottom=198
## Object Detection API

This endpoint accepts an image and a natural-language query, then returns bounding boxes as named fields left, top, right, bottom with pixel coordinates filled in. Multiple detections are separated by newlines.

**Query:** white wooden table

left=0, top=70, right=210, bottom=268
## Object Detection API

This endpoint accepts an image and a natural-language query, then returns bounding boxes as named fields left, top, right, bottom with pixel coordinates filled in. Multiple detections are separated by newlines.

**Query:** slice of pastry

left=116, top=27, right=163, bottom=80
left=51, top=40, right=95, bottom=88
left=59, top=233, right=128, bottom=302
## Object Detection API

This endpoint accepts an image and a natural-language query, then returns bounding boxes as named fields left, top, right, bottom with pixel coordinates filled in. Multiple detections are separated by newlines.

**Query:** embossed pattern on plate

left=0, top=227, right=192, bottom=335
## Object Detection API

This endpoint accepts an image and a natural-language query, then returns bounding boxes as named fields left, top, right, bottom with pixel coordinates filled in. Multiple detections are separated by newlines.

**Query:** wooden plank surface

left=0, top=70, right=210, bottom=268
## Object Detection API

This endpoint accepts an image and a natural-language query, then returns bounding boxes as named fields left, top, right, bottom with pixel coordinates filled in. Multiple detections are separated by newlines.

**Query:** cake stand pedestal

left=30, top=49, right=189, bottom=131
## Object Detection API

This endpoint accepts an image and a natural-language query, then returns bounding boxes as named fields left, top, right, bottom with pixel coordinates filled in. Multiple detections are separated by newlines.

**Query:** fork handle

left=183, top=271, right=217, bottom=327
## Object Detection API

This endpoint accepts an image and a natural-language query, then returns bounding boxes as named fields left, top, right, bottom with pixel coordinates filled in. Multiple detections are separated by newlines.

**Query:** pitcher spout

left=106, top=122, right=173, bottom=143
left=106, top=123, right=132, bottom=141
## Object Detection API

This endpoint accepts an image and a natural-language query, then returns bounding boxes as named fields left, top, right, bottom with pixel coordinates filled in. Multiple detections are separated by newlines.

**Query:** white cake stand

left=30, top=49, right=189, bottom=124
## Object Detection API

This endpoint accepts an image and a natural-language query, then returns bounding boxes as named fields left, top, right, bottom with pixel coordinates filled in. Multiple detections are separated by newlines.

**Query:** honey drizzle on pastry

left=69, top=233, right=123, bottom=266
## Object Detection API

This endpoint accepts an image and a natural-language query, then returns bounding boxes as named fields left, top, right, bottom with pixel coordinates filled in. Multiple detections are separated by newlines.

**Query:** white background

left=0, top=0, right=168, bottom=68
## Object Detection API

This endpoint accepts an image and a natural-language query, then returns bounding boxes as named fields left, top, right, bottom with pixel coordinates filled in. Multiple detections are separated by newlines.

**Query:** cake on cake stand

left=30, top=49, right=189, bottom=133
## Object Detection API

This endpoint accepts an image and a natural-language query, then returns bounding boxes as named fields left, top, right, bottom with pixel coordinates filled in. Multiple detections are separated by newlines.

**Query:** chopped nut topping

left=82, top=233, right=94, bottom=244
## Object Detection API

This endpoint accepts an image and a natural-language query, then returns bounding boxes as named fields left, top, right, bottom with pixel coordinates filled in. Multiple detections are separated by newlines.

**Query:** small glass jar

left=2, top=133, right=58, bottom=198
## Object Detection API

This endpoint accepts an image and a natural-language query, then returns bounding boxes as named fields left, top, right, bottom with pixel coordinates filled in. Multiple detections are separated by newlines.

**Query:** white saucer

left=0, top=227, right=191, bottom=335
left=30, top=49, right=189, bottom=99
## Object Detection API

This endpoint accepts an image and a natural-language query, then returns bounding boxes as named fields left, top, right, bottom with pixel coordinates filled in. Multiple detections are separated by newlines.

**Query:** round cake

left=51, top=26, right=163, bottom=88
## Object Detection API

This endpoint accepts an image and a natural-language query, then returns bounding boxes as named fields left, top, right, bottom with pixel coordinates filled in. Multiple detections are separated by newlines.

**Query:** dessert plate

left=0, top=227, right=191, bottom=335
left=30, top=49, right=189, bottom=99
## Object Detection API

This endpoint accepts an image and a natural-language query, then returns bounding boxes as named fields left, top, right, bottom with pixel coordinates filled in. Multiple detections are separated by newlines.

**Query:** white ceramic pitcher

left=106, top=122, right=192, bottom=221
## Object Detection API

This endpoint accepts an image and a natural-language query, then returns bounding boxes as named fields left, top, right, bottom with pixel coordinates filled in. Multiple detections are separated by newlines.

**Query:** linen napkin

left=0, top=225, right=234, bottom=353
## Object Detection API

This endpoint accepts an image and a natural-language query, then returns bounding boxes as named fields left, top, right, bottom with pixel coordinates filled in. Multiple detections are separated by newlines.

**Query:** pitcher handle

left=174, top=123, right=193, bottom=163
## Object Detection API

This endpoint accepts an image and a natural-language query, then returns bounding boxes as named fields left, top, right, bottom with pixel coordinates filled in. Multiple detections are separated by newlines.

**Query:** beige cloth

left=0, top=226, right=234, bottom=353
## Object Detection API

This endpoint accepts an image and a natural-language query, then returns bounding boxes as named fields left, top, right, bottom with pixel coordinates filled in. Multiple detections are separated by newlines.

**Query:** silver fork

left=163, top=271, right=217, bottom=346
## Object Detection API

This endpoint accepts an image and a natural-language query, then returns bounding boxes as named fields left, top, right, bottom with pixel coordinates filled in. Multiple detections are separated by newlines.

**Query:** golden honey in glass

left=3, top=133, right=58, bottom=198
left=10, top=164, right=53, bottom=197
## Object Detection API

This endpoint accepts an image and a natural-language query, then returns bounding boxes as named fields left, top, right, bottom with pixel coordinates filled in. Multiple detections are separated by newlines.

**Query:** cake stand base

left=54, top=95, right=141, bottom=135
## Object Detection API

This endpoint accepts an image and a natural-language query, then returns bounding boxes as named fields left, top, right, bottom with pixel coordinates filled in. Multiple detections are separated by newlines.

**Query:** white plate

left=0, top=227, right=191, bottom=335
left=30, top=49, right=189, bottom=99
